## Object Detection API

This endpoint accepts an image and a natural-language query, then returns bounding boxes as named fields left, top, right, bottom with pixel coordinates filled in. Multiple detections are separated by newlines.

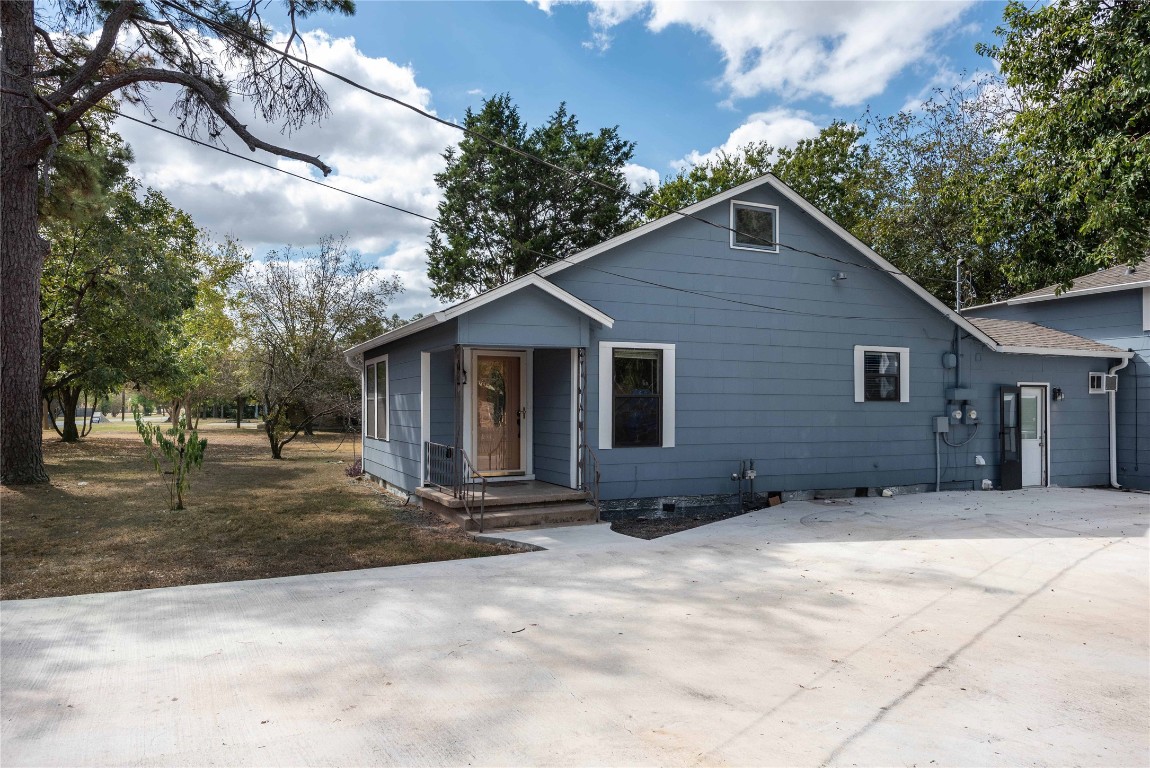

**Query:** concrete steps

left=451, top=501, right=598, bottom=532
left=414, top=482, right=598, bottom=532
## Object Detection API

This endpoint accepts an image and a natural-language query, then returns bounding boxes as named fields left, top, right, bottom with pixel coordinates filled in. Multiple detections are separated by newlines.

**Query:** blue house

left=964, top=258, right=1149, bottom=490
left=344, top=175, right=1132, bottom=529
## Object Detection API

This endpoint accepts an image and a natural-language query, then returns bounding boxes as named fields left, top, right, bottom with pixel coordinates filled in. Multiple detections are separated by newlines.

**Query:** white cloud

left=674, top=108, right=821, bottom=169
left=466, top=88, right=485, bottom=96
left=115, top=31, right=456, bottom=319
left=623, top=162, right=661, bottom=192
left=555, top=0, right=975, bottom=106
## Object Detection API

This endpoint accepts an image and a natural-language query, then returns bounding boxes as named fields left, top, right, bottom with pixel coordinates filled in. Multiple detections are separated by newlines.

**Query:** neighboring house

left=345, top=175, right=1132, bottom=519
left=964, top=258, right=1150, bottom=490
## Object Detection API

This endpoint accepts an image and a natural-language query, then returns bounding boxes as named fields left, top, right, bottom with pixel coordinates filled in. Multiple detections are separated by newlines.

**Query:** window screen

left=365, top=362, right=376, bottom=438
left=863, top=351, right=901, bottom=401
left=732, top=203, right=777, bottom=251
left=612, top=349, right=662, bottom=447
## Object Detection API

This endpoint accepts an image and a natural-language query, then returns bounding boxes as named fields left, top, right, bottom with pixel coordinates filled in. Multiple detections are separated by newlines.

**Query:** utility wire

left=152, top=0, right=941, bottom=283
left=101, top=102, right=930, bottom=322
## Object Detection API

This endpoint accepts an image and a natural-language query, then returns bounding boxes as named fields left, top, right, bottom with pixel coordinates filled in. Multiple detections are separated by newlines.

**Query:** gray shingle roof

left=1008, top=256, right=1150, bottom=301
left=966, top=317, right=1127, bottom=355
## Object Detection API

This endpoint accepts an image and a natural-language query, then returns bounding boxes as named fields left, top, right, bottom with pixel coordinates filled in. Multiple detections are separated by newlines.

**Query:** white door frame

left=1017, top=381, right=1050, bottom=487
left=464, top=348, right=533, bottom=480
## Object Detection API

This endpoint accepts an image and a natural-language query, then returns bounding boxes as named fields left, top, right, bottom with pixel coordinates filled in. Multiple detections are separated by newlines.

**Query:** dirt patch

left=610, top=508, right=750, bottom=539
left=0, top=421, right=517, bottom=599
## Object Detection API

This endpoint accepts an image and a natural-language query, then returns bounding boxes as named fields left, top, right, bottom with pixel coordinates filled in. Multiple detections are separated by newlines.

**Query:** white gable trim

left=537, top=173, right=1004, bottom=352
left=343, top=274, right=614, bottom=359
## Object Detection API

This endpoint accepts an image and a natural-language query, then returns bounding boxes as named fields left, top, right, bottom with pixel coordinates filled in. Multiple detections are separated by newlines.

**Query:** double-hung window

left=364, top=355, right=388, bottom=440
left=853, top=346, right=910, bottom=403
left=599, top=342, right=676, bottom=449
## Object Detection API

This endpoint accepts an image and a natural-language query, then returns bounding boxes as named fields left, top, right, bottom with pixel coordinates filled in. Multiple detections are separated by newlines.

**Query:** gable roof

left=343, top=274, right=615, bottom=359
left=539, top=173, right=1124, bottom=357
left=347, top=174, right=1130, bottom=362
left=966, top=317, right=1129, bottom=358
left=965, top=256, right=1150, bottom=310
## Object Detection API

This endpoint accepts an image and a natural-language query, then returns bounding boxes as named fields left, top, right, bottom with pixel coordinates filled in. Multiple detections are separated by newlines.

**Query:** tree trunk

left=41, top=399, right=55, bottom=430
left=121, top=390, right=126, bottom=421
left=1, top=1, right=50, bottom=484
left=265, top=419, right=283, bottom=459
left=59, top=387, right=81, bottom=443
left=169, top=398, right=182, bottom=425
left=235, top=397, right=244, bottom=428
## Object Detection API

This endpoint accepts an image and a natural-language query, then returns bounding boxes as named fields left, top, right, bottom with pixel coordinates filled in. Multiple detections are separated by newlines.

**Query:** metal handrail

left=458, top=448, right=488, bottom=532
left=584, top=444, right=602, bottom=522
left=425, top=441, right=488, bottom=532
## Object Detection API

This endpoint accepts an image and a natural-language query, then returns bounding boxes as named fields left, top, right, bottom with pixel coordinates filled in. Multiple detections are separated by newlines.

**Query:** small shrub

left=345, top=458, right=363, bottom=478
left=134, top=410, right=208, bottom=510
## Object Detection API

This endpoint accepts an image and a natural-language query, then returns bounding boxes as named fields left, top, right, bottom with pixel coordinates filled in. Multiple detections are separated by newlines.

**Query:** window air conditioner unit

left=1088, top=372, right=1118, bottom=394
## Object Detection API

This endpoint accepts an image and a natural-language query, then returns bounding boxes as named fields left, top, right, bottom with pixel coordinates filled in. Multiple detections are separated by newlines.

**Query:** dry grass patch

left=1, top=421, right=518, bottom=599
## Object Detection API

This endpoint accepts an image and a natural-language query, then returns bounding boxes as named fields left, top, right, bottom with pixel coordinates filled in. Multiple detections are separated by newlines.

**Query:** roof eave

left=1005, top=280, right=1150, bottom=305
left=341, top=274, right=615, bottom=361
left=992, top=345, right=1132, bottom=359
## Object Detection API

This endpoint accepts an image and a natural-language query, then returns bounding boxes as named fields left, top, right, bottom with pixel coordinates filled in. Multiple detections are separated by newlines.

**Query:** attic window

left=730, top=201, right=779, bottom=253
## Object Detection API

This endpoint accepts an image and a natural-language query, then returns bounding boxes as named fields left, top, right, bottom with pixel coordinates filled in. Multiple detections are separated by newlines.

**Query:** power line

left=107, top=107, right=439, bottom=224
left=103, top=101, right=930, bottom=322
left=152, top=0, right=933, bottom=282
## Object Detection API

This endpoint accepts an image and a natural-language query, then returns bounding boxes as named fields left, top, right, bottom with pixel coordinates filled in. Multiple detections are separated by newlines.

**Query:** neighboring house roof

left=965, top=256, right=1150, bottom=309
left=343, top=273, right=615, bottom=359
left=966, top=317, right=1130, bottom=358
left=347, top=174, right=1131, bottom=361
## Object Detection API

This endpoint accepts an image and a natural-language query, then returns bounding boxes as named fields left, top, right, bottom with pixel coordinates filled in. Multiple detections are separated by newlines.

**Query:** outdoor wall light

left=1052, top=387, right=1065, bottom=401
left=832, top=272, right=847, bottom=282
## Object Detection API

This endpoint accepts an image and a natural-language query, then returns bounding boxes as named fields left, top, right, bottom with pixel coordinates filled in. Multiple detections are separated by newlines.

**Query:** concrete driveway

left=2, top=488, right=1147, bottom=767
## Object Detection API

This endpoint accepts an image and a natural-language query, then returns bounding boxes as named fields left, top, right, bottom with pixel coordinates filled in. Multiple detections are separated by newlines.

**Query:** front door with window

left=1020, top=386, right=1047, bottom=487
left=473, top=353, right=525, bottom=475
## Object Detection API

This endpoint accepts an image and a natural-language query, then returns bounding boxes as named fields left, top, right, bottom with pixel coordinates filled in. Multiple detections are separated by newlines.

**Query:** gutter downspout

left=1109, top=356, right=1132, bottom=488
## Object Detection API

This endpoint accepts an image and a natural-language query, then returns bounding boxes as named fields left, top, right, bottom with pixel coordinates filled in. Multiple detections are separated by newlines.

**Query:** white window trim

left=729, top=200, right=780, bottom=253
left=599, top=341, right=675, bottom=450
left=1142, top=287, right=1149, bottom=332
left=364, top=353, right=389, bottom=441
left=853, top=345, right=910, bottom=403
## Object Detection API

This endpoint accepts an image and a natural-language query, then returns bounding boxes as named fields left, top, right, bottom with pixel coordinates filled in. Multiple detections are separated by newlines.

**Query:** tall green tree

left=977, top=0, right=1150, bottom=287
left=863, top=81, right=1018, bottom=308
left=645, top=122, right=885, bottom=238
left=2, top=0, right=354, bottom=485
left=426, top=95, right=645, bottom=300
left=151, top=237, right=245, bottom=427
left=41, top=180, right=200, bottom=441
left=644, top=142, right=775, bottom=215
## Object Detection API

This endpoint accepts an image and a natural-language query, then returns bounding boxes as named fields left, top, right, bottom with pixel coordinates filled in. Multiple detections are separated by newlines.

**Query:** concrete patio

left=2, top=488, right=1147, bottom=766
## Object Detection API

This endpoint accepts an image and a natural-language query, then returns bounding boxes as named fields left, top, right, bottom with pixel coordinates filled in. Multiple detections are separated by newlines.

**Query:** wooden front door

left=473, top=353, right=524, bottom=474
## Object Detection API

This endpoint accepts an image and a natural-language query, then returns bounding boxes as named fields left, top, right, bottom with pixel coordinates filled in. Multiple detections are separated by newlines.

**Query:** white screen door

left=1020, top=386, right=1046, bottom=487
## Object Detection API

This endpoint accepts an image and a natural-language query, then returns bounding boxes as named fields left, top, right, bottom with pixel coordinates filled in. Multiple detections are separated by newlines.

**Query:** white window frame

left=853, top=345, right=910, bottom=403
left=364, top=354, right=389, bottom=441
left=599, top=341, right=675, bottom=450
left=729, top=200, right=780, bottom=253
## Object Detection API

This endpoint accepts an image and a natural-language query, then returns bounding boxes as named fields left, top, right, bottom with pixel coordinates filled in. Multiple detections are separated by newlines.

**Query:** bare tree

left=1, top=0, right=352, bottom=484
left=236, top=235, right=401, bottom=459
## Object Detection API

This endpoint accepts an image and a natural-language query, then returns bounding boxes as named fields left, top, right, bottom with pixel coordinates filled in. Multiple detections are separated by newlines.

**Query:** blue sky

left=117, top=0, right=1010, bottom=317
